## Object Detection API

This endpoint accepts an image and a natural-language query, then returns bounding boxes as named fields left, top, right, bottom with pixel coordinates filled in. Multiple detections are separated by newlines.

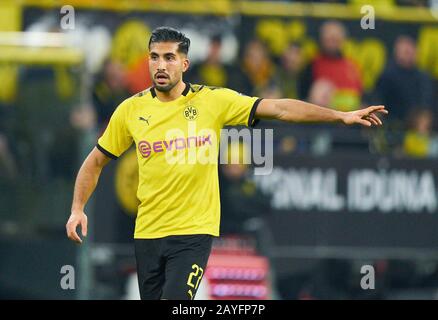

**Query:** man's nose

left=157, top=58, right=166, bottom=71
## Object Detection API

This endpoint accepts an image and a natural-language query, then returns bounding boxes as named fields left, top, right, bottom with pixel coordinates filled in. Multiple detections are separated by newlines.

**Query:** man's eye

left=151, top=56, right=158, bottom=61
left=166, top=56, right=175, bottom=61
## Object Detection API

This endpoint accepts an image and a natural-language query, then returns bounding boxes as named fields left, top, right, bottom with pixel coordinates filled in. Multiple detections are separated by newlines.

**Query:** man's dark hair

left=148, top=26, right=191, bottom=55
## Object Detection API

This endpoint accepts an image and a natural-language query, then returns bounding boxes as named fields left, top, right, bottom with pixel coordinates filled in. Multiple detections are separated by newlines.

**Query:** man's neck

left=321, top=49, right=343, bottom=59
left=396, top=61, right=415, bottom=70
left=155, top=81, right=186, bottom=102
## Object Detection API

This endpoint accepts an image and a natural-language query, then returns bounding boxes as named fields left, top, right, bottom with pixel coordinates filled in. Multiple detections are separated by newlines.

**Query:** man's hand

left=66, top=210, right=88, bottom=244
left=342, top=105, right=388, bottom=127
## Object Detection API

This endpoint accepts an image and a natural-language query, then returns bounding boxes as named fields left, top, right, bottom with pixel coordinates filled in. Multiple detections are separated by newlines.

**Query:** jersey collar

left=150, top=82, right=191, bottom=99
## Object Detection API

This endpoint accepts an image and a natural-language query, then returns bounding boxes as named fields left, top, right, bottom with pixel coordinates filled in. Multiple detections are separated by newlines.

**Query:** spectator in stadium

left=276, top=43, right=305, bottom=99
left=70, top=105, right=96, bottom=132
left=307, top=80, right=337, bottom=156
left=186, top=34, right=252, bottom=95
left=308, top=79, right=336, bottom=108
left=277, top=135, right=298, bottom=155
left=300, top=20, right=363, bottom=111
left=92, top=59, right=130, bottom=131
left=403, top=108, right=438, bottom=158
left=241, top=39, right=276, bottom=96
left=219, top=142, right=270, bottom=235
left=375, top=35, right=434, bottom=125
left=258, top=81, right=283, bottom=99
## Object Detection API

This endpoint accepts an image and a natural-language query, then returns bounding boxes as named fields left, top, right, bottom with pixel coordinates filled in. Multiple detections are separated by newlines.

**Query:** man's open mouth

left=155, top=73, right=169, bottom=85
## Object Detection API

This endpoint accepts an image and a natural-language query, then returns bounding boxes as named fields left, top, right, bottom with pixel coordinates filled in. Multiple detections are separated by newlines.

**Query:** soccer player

left=66, top=27, right=387, bottom=300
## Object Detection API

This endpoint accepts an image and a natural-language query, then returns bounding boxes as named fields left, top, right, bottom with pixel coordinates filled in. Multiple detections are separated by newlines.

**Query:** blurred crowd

left=185, top=21, right=438, bottom=158
left=78, top=20, right=438, bottom=161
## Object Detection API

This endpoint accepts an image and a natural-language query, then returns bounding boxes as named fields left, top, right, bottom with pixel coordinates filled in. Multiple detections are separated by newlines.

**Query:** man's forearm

left=71, top=156, right=104, bottom=212
left=275, top=99, right=344, bottom=123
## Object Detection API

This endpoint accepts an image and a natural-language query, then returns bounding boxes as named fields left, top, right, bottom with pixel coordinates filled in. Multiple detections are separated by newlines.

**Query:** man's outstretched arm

left=66, top=147, right=112, bottom=244
left=255, top=98, right=388, bottom=126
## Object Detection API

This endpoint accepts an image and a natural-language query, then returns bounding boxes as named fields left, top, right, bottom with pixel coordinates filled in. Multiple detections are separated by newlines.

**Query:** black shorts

left=134, top=234, right=213, bottom=300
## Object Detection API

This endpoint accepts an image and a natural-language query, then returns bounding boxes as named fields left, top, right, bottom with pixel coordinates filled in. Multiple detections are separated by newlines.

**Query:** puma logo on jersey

left=139, top=116, right=151, bottom=125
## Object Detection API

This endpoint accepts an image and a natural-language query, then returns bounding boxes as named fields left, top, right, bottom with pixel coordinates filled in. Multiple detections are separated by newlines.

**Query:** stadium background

left=1, top=0, right=438, bottom=299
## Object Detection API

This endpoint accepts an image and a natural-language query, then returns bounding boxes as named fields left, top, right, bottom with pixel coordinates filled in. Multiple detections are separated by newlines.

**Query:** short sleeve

left=214, top=88, right=262, bottom=127
left=97, top=99, right=133, bottom=159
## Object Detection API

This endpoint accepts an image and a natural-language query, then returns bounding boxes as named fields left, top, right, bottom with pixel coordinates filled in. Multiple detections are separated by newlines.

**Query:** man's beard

left=153, top=79, right=178, bottom=93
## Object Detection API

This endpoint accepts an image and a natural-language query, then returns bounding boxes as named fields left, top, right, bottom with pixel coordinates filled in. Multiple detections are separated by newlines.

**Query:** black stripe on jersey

left=96, top=144, right=118, bottom=160
left=189, top=83, right=195, bottom=93
left=181, top=82, right=190, bottom=96
left=189, top=84, right=205, bottom=92
left=248, top=98, right=263, bottom=128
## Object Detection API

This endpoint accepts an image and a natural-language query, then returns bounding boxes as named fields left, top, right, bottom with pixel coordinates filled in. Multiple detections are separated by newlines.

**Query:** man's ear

left=183, top=58, right=190, bottom=73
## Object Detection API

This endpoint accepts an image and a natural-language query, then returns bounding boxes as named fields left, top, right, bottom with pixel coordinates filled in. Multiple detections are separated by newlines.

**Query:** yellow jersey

left=97, top=83, right=261, bottom=238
